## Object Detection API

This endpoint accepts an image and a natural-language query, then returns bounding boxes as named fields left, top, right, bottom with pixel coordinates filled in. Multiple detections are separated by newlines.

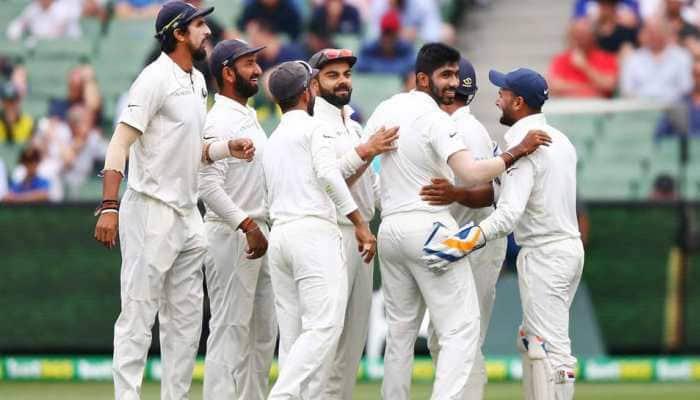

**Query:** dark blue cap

left=489, top=68, right=548, bottom=109
left=154, top=1, right=214, bottom=41
left=209, top=39, right=265, bottom=75
left=456, top=57, right=477, bottom=98
left=269, top=61, right=317, bottom=102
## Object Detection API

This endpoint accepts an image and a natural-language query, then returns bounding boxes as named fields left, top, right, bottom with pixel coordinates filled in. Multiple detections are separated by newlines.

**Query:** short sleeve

left=428, top=115, right=466, bottom=162
left=119, top=70, right=163, bottom=134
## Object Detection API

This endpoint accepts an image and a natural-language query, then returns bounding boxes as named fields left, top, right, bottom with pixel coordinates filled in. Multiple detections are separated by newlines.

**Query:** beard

left=499, top=110, right=516, bottom=126
left=191, top=43, right=207, bottom=61
left=319, top=84, right=352, bottom=108
left=429, top=79, right=455, bottom=105
left=307, top=93, right=316, bottom=116
left=234, top=69, right=259, bottom=98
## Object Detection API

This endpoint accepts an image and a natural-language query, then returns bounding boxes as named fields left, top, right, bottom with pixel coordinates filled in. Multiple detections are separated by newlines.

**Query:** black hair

left=415, top=43, right=460, bottom=77
left=160, top=24, right=190, bottom=54
left=278, top=94, right=302, bottom=113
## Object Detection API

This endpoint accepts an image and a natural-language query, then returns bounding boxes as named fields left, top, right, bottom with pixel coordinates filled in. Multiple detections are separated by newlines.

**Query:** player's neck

left=167, top=48, right=194, bottom=73
left=441, top=99, right=466, bottom=116
left=222, top=87, right=248, bottom=107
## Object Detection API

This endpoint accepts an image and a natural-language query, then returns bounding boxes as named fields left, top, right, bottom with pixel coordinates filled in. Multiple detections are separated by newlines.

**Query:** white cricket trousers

left=267, top=217, right=348, bottom=400
left=427, top=236, right=507, bottom=400
left=518, top=238, right=584, bottom=372
left=325, top=224, right=374, bottom=400
left=202, top=219, right=277, bottom=400
left=113, top=190, right=207, bottom=400
left=379, top=211, right=480, bottom=400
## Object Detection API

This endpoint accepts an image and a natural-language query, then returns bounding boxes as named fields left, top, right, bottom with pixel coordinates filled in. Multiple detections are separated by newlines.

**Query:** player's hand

left=244, top=223, right=268, bottom=260
left=94, top=212, right=119, bottom=249
left=571, top=48, right=587, bottom=69
left=361, top=126, right=399, bottom=159
left=420, top=178, right=458, bottom=206
left=354, top=224, right=377, bottom=264
left=517, top=129, right=551, bottom=155
left=229, top=138, right=255, bottom=162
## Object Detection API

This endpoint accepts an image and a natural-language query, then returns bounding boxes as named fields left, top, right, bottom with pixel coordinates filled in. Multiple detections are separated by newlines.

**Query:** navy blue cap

left=456, top=57, right=477, bottom=98
left=269, top=61, right=317, bottom=102
left=155, top=1, right=214, bottom=41
left=489, top=68, right=548, bottom=109
left=210, top=39, right=265, bottom=75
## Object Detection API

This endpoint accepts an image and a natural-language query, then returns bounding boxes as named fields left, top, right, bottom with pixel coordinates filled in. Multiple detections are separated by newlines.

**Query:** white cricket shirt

left=199, top=94, right=268, bottom=230
left=365, top=90, right=466, bottom=217
left=449, top=106, right=501, bottom=226
left=119, top=52, right=208, bottom=215
left=479, top=113, right=580, bottom=248
left=262, top=109, right=358, bottom=227
left=314, top=96, right=379, bottom=225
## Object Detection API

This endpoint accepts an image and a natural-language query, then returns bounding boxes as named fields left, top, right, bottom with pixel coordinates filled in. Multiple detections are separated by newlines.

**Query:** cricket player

left=365, top=43, right=551, bottom=400
left=199, top=39, right=276, bottom=400
left=420, top=57, right=508, bottom=400
left=262, top=60, right=377, bottom=400
left=93, top=3, right=255, bottom=399
left=308, top=48, right=398, bottom=400
left=424, top=68, right=583, bottom=400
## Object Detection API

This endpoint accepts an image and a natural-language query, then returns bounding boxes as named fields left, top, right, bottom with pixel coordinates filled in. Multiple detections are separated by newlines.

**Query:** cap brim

left=185, top=6, right=215, bottom=23
left=488, top=70, right=508, bottom=89
left=234, top=45, right=266, bottom=61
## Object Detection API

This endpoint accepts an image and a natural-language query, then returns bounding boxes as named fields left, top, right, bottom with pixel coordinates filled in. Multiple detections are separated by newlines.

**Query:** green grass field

left=2, top=381, right=700, bottom=399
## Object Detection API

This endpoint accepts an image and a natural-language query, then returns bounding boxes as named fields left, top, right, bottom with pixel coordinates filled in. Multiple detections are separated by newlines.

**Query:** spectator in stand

left=649, top=173, right=678, bottom=200
left=639, top=0, right=700, bottom=23
left=0, top=159, right=7, bottom=200
left=0, top=56, right=28, bottom=98
left=655, top=60, right=700, bottom=138
left=62, top=105, right=107, bottom=198
left=573, top=0, right=640, bottom=27
left=29, top=117, right=70, bottom=201
left=3, top=146, right=50, bottom=204
left=115, top=0, right=166, bottom=19
left=663, top=0, right=700, bottom=55
left=48, top=65, right=102, bottom=127
left=238, top=0, right=303, bottom=41
left=0, top=82, right=34, bottom=145
left=548, top=19, right=619, bottom=98
left=369, top=0, right=455, bottom=43
left=301, top=18, right=339, bottom=60
left=620, top=17, right=692, bottom=102
left=355, top=10, right=415, bottom=74
left=592, top=0, right=639, bottom=55
left=310, top=0, right=363, bottom=35
left=245, top=19, right=305, bottom=71
left=7, top=0, right=82, bottom=41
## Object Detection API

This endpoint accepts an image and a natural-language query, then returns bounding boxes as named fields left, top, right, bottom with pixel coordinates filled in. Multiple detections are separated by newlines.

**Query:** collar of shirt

left=450, top=105, right=472, bottom=121
left=314, top=96, right=355, bottom=126
left=213, top=93, right=255, bottom=116
left=157, top=52, right=193, bottom=81
left=504, top=113, right=547, bottom=146
left=280, top=109, right=310, bottom=126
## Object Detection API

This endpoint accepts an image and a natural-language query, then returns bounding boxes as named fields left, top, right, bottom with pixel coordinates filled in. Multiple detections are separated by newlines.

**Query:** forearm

left=102, top=170, right=122, bottom=201
left=103, top=122, right=139, bottom=176
left=582, top=67, right=616, bottom=94
left=199, top=167, right=249, bottom=231
left=346, top=209, right=365, bottom=226
left=453, top=183, right=494, bottom=208
left=448, top=150, right=506, bottom=188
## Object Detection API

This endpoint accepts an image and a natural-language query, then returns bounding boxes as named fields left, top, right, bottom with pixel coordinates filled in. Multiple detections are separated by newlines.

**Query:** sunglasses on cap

left=322, top=48, right=353, bottom=59
left=155, top=12, right=185, bottom=39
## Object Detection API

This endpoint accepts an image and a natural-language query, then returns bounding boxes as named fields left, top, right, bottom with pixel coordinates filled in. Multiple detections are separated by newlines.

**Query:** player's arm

left=446, top=129, right=551, bottom=188
left=420, top=178, right=494, bottom=208
left=478, top=159, right=536, bottom=241
left=202, top=138, right=255, bottom=164
left=338, top=126, right=399, bottom=187
left=311, top=126, right=376, bottom=262
left=199, top=144, right=267, bottom=259
left=93, top=122, right=139, bottom=249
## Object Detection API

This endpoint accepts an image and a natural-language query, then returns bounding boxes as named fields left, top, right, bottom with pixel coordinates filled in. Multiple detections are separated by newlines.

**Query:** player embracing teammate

left=94, top=3, right=582, bottom=399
